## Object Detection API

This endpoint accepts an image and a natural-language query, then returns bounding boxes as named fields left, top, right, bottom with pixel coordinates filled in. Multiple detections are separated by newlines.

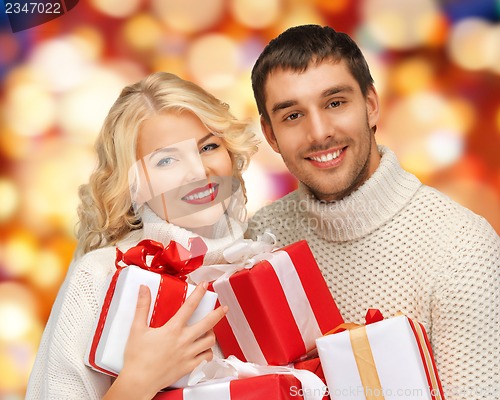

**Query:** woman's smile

left=181, top=182, right=219, bottom=204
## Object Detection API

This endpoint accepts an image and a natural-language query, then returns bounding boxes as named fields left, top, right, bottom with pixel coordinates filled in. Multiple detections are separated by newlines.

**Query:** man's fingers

left=131, top=285, right=151, bottom=331
left=170, top=282, right=209, bottom=325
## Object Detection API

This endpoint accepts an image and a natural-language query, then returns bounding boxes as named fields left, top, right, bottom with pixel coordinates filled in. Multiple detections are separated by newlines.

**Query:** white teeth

left=184, top=186, right=215, bottom=201
left=310, top=149, right=342, bottom=163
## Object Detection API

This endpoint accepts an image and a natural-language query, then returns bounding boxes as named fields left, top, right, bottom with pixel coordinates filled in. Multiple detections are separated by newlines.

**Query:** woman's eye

left=156, top=157, right=176, bottom=167
left=200, top=143, right=219, bottom=153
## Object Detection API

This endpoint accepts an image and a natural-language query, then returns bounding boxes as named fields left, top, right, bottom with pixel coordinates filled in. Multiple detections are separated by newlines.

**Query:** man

left=247, top=24, right=499, bottom=398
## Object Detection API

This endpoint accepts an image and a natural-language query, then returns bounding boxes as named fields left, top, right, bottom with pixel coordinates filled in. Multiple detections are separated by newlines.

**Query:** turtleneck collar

left=297, top=146, right=422, bottom=242
left=135, top=205, right=245, bottom=265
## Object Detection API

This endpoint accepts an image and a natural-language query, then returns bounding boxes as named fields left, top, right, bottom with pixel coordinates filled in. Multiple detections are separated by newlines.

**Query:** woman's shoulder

left=74, top=233, right=141, bottom=278
left=74, top=246, right=119, bottom=279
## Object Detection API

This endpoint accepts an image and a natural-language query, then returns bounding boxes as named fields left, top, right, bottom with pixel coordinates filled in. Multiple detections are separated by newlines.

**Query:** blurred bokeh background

left=0, top=0, right=499, bottom=397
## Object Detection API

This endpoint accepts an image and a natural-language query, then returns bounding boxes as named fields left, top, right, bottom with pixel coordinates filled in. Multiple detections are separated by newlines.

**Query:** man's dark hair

left=251, top=24, right=374, bottom=122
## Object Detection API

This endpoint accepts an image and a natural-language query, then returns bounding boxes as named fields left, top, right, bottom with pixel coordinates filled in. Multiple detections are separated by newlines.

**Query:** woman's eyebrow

left=147, top=146, right=180, bottom=160
left=197, top=133, right=215, bottom=145
left=147, top=133, right=215, bottom=161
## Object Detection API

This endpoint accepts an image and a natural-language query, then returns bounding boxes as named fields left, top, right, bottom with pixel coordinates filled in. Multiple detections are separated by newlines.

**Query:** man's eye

left=286, top=113, right=300, bottom=121
left=200, top=143, right=219, bottom=153
left=156, top=157, right=176, bottom=167
left=327, top=101, right=342, bottom=108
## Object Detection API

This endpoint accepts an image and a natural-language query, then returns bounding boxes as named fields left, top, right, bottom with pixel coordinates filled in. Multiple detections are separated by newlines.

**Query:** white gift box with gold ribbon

left=316, top=311, right=445, bottom=400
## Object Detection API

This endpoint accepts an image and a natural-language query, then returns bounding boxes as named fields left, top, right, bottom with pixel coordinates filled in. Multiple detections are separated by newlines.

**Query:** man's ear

left=366, top=85, right=380, bottom=133
left=260, top=116, right=280, bottom=153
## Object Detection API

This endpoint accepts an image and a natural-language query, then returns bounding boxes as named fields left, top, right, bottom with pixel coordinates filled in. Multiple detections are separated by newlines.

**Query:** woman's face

left=133, top=110, right=234, bottom=231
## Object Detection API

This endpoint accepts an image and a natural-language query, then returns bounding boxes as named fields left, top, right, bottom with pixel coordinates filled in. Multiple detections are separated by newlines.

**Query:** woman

left=26, top=72, right=259, bottom=399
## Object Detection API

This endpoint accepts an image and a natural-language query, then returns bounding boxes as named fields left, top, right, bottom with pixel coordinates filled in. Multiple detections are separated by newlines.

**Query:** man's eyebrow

left=322, top=85, right=354, bottom=97
left=271, top=100, right=298, bottom=114
left=271, top=86, right=355, bottom=114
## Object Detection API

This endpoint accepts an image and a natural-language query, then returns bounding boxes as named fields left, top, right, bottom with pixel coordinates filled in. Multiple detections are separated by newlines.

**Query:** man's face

left=261, top=59, right=380, bottom=202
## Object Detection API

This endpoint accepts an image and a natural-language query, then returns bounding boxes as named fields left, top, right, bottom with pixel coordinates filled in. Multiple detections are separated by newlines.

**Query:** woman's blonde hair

left=76, top=72, right=258, bottom=255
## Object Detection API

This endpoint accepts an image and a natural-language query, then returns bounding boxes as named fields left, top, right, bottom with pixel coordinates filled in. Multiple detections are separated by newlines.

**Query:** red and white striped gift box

left=212, top=240, right=344, bottom=366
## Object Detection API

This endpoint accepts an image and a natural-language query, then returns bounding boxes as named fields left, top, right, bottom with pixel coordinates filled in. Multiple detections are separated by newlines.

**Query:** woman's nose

left=184, top=152, right=207, bottom=182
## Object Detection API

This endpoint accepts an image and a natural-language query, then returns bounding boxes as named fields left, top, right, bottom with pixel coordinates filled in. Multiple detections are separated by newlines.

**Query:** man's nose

left=307, top=109, right=334, bottom=143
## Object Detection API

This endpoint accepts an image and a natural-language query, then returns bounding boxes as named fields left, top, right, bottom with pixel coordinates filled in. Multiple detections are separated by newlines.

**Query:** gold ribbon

left=325, top=321, right=385, bottom=400
left=349, top=326, right=385, bottom=400
left=325, top=310, right=445, bottom=400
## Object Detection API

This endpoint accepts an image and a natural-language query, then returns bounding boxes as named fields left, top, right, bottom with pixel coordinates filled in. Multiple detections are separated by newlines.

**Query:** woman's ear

left=260, top=116, right=280, bottom=153
left=366, top=86, right=380, bottom=133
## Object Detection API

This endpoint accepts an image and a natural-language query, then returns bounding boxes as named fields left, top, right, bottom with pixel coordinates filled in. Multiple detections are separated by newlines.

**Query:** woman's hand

left=104, top=282, right=227, bottom=400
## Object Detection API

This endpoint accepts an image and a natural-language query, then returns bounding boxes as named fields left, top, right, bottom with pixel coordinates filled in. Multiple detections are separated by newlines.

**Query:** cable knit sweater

left=26, top=207, right=236, bottom=399
left=246, top=146, right=500, bottom=400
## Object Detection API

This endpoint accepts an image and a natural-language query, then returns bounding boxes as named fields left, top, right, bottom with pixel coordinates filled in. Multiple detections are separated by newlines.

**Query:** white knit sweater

left=246, top=146, right=500, bottom=400
left=26, top=207, right=237, bottom=399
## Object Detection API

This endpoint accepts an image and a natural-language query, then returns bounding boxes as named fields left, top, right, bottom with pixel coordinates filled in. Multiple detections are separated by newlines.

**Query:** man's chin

left=302, top=181, right=352, bottom=202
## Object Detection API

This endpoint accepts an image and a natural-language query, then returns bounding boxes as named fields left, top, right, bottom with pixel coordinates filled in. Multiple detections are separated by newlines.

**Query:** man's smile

left=305, top=147, right=347, bottom=168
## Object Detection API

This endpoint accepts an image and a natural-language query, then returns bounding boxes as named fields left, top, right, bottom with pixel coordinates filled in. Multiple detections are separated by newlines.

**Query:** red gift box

left=211, top=240, right=343, bottom=365
left=154, top=374, right=320, bottom=400
left=294, top=358, right=326, bottom=385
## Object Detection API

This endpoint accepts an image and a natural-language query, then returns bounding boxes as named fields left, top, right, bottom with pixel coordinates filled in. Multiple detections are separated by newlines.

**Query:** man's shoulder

left=415, top=184, right=499, bottom=241
left=417, top=184, right=482, bottom=219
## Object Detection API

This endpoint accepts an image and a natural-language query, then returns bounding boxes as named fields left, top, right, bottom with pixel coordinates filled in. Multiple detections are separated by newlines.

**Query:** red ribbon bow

left=115, top=237, right=208, bottom=279
left=365, top=308, right=384, bottom=325
left=326, top=308, right=385, bottom=336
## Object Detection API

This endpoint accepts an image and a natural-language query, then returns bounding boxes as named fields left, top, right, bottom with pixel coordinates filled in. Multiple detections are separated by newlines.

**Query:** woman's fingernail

left=202, top=281, right=208, bottom=289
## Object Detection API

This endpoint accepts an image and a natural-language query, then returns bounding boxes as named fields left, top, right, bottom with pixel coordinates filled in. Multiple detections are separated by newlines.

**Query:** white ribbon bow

left=187, top=231, right=277, bottom=284
left=186, top=356, right=327, bottom=400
